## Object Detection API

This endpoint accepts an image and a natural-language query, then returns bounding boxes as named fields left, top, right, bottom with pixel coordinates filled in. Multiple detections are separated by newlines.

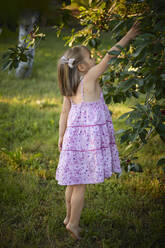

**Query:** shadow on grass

left=0, top=166, right=165, bottom=248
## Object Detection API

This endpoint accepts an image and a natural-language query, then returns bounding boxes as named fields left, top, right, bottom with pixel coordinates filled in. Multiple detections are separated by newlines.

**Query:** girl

left=56, top=21, right=140, bottom=240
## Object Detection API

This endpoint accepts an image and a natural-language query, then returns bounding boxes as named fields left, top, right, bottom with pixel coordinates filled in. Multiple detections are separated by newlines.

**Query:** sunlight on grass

left=108, top=103, right=132, bottom=119
left=0, top=96, right=61, bottom=108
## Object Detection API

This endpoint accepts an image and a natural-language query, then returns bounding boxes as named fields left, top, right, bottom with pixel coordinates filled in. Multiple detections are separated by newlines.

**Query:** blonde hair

left=57, top=45, right=90, bottom=96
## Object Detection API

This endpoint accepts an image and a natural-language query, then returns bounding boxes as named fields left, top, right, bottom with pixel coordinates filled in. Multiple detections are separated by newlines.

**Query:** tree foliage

left=1, top=0, right=165, bottom=170
left=66, top=0, right=165, bottom=169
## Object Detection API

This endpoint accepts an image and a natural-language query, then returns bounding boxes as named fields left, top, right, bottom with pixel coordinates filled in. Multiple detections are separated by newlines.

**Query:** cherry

left=161, top=110, right=165, bottom=115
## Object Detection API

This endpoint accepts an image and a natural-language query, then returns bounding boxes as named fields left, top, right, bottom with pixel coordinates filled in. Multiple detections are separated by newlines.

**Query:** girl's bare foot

left=64, top=217, right=83, bottom=232
left=66, top=223, right=81, bottom=240
left=63, top=216, right=70, bottom=225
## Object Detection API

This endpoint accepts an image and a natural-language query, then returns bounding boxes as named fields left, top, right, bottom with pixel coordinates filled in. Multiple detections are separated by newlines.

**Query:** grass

left=0, top=27, right=165, bottom=248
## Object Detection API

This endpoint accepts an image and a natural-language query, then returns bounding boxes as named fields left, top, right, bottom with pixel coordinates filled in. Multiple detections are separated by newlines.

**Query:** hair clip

left=61, top=56, right=75, bottom=68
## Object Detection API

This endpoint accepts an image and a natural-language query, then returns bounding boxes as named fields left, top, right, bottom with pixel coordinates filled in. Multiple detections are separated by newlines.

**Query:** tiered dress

left=56, top=78, right=122, bottom=185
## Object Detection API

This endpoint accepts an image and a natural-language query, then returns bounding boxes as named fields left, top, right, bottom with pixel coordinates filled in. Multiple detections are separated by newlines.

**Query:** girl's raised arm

left=87, top=21, right=140, bottom=81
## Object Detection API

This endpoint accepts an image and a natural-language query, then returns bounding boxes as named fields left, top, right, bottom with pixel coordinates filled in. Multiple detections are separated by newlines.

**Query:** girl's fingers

left=134, top=23, right=141, bottom=33
left=133, top=20, right=140, bottom=30
left=58, top=142, right=62, bottom=151
left=134, top=20, right=140, bottom=25
left=58, top=137, right=63, bottom=151
left=137, top=27, right=141, bottom=34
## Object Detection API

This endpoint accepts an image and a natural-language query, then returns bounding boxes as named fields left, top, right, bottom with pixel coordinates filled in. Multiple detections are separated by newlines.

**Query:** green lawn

left=0, top=27, right=165, bottom=248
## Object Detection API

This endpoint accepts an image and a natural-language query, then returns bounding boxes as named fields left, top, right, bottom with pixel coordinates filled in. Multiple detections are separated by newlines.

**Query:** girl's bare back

left=69, top=79, right=102, bottom=105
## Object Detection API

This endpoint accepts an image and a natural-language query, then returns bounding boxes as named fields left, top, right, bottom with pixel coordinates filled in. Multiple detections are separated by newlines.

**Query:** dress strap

left=80, top=76, right=84, bottom=102
left=100, top=89, right=103, bottom=99
left=70, top=97, right=73, bottom=104
left=80, top=76, right=102, bottom=102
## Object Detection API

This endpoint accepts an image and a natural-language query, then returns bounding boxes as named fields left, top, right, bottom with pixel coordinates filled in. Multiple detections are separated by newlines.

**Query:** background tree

left=1, top=0, right=72, bottom=78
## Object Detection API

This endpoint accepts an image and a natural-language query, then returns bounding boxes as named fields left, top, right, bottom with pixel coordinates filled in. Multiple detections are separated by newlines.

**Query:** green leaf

left=8, top=47, right=17, bottom=52
left=132, top=91, right=139, bottom=98
left=132, top=46, right=145, bottom=58
left=154, top=21, right=165, bottom=32
left=157, top=158, right=165, bottom=166
left=28, top=54, right=33, bottom=59
left=156, top=123, right=165, bottom=139
left=115, top=129, right=125, bottom=135
left=108, top=57, right=118, bottom=65
left=107, top=50, right=120, bottom=56
left=1, top=60, right=12, bottom=71
left=88, top=38, right=100, bottom=49
left=20, top=54, right=28, bottom=62
left=118, top=79, right=136, bottom=92
left=129, top=132, right=138, bottom=142
left=88, top=39, right=96, bottom=48
left=157, top=123, right=165, bottom=134
left=125, top=143, right=133, bottom=151
left=128, top=163, right=143, bottom=172
left=139, top=129, right=147, bottom=144
left=120, top=131, right=131, bottom=143
left=118, top=111, right=131, bottom=120
left=111, top=20, right=124, bottom=33
left=115, top=45, right=123, bottom=50
left=160, top=74, right=165, bottom=81
left=137, top=33, right=156, bottom=41
left=13, top=60, right=19, bottom=69
left=135, top=103, right=147, bottom=113
left=113, top=94, right=124, bottom=103
left=79, top=6, right=86, bottom=11
left=136, top=79, right=144, bottom=86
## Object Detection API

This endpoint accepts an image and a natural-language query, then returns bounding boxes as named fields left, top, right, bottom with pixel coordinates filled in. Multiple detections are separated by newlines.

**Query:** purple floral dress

left=56, top=78, right=122, bottom=185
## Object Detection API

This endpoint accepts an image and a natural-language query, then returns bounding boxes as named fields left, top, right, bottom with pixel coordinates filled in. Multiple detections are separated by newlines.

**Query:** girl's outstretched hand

left=127, top=20, right=141, bottom=40
left=58, top=136, right=63, bottom=152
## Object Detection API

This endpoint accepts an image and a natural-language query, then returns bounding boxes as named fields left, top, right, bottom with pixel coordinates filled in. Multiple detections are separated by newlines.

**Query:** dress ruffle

left=62, top=121, right=115, bottom=151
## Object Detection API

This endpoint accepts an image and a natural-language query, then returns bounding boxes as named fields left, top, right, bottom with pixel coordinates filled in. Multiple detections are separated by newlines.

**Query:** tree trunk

left=15, top=11, right=38, bottom=79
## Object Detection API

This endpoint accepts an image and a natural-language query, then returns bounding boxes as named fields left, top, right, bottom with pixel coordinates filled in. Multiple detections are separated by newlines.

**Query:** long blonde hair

left=57, top=45, right=90, bottom=96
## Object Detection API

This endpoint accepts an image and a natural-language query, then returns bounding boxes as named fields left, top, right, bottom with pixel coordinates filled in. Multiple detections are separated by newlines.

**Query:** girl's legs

left=66, top=184, right=86, bottom=239
left=64, top=185, right=73, bottom=225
